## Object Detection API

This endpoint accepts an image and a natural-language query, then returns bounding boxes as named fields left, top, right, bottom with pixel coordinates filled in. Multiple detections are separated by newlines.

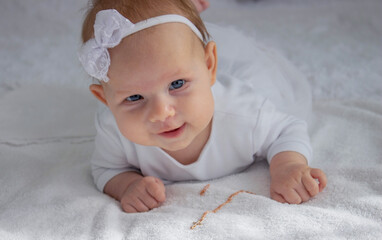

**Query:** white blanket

left=0, top=86, right=381, bottom=239
left=1, top=0, right=381, bottom=239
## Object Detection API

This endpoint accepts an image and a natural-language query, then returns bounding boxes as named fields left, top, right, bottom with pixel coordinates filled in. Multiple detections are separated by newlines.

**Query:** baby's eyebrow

left=164, top=68, right=194, bottom=83
left=110, top=82, right=136, bottom=95
left=114, top=88, right=136, bottom=97
left=158, top=68, right=183, bottom=82
left=109, top=79, right=144, bottom=96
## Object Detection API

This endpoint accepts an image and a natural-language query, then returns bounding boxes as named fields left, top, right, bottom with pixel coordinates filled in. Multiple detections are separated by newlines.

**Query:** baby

left=79, top=0, right=327, bottom=213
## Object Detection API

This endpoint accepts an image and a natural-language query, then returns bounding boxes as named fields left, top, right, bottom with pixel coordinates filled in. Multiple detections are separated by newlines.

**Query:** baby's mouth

left=164, top=126, right=181, bottom=133
left=159, top=123, right=186, bottom=138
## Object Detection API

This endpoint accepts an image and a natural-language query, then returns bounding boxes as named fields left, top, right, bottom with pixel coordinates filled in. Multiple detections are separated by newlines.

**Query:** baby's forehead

left=107, top=23, right=204, bottom=88
left=127, top=22, right=202, bottom=49
left=109, top=22, right=205, bottom=65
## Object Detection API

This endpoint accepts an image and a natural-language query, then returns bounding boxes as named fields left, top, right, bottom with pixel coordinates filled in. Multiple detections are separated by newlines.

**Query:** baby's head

left=80, top=0, right=217, bottom=154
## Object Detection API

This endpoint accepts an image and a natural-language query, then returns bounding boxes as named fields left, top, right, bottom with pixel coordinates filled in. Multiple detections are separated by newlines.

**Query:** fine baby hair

left=81, top=0, right=209, bottom=46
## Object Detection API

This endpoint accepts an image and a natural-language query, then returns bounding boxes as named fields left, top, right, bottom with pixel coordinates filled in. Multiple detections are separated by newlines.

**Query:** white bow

left=79, top=10, right=134, bottom=82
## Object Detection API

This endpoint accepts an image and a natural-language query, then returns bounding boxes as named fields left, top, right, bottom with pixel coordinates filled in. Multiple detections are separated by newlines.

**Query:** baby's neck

left=165, top=148, right=200, bottom=165
left=163, top=121, right=212, bottom=165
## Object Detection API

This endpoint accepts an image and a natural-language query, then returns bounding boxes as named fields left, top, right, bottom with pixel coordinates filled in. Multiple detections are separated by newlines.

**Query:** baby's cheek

left=117, top=117, right=146, bottom=142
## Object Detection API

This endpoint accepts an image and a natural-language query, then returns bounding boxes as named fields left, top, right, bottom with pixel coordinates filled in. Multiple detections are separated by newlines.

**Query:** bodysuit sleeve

left=90, top=106, right=139, bottom=192
left=253, top=99, right=312, bottom=164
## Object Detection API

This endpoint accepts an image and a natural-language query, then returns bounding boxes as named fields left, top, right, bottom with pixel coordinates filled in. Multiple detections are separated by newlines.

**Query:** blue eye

left=169, top=79, right=185, bottom=90
left=126, top=94, right=143, bottom=102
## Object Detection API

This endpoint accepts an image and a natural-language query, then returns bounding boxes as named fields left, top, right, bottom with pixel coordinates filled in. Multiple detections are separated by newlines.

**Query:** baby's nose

left=149, top=98, right=175, bottom=123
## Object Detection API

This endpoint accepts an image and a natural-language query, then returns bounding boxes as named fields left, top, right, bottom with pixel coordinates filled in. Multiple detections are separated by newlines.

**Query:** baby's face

left=102, top=23, right=216, bottom=153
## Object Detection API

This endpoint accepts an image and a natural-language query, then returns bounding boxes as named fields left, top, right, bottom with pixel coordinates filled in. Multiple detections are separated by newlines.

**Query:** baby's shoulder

left=213, top=80, right=274, bottom=115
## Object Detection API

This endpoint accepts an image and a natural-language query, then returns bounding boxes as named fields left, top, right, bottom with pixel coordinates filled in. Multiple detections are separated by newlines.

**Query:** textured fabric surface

left=0, top=0, right=381, bottom=239
left=1, top=94, right=381, bottom=239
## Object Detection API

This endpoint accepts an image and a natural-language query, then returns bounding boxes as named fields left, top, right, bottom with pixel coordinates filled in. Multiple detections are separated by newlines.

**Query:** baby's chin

left=130, top=137, right=192, bottom=152
left=159, top=141, right=193, bottom=153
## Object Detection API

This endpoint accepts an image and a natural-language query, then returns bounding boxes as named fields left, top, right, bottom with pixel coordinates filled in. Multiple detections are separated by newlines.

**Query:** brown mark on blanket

left=191, top=185, right=255, bottom=230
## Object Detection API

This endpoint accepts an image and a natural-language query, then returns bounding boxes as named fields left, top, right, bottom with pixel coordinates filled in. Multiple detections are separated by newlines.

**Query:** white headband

left=79, top=9, right=205, bottom=82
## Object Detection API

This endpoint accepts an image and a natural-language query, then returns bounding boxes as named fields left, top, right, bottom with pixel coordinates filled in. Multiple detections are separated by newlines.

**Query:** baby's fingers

left=146, top=177, right=166, bottom=203
left=310, top=168, right=327, bottom=192
left=302, top=173, right=319, bottom=197
left=295, top=185, right=312, bottom=203
left=121, top=202, right=138, bottom=213
left=274, top=188, right=302, bottom=204
left=270, top=190, right=286, bottom=203
left=121, top=197, right=149, bottom=213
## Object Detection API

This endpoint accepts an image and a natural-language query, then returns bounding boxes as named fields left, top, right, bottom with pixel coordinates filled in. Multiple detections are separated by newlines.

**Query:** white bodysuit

left=90, top=25, right=313, bottom=192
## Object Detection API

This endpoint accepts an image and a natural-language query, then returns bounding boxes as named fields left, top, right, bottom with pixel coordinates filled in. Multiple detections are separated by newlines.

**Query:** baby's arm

left=104, top=171, right=166, bottom=213
left=269, top=151, right=327, bottom=204
left=253, top=99, right=327, bottom=204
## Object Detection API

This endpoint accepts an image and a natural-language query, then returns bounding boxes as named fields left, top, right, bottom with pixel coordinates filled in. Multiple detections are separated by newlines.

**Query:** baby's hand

left=269, top=152, right=327, bottom=204
left=120, top=176, right=166, bottom=213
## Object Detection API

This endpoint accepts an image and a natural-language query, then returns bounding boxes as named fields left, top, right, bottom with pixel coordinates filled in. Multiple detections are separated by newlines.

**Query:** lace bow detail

left=79, top=10, right=134, bottom=82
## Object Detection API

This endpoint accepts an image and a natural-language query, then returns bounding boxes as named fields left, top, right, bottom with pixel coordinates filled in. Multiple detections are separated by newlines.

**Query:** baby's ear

left=89, top=84, right=108, bottom=106
left=204, top=41, right=217, bottom=86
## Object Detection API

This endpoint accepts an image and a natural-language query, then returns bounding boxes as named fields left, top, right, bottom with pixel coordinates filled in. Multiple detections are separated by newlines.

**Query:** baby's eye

left=169, top=79, right=185, bottom=90
left=126, top=94, right=143, bottom=102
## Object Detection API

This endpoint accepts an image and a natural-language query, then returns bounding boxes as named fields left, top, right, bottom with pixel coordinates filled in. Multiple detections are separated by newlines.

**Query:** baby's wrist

left=104, top=171, right=143, bottom=201
left=270, top=151, right=307, bottom=172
